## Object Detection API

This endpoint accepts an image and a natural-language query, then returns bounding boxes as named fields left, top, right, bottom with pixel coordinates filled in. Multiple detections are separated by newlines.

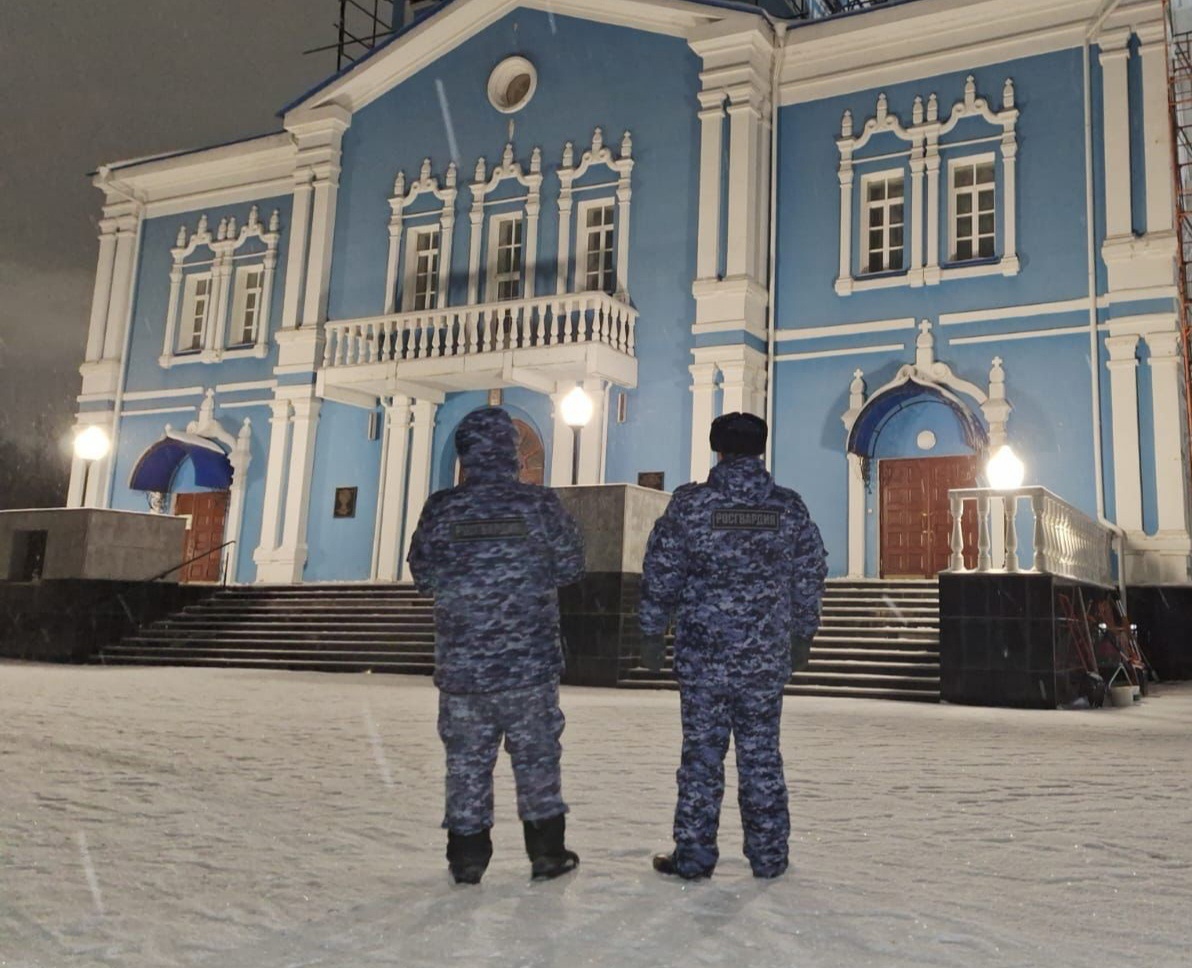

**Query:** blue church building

left=71, top=0, right=1192, bottom=594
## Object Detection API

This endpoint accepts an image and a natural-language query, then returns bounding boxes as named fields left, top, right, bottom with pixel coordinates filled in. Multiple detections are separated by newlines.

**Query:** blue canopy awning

left=129, top=434, right=232, bottom=492
left=847, top=379, right=987, bottom=459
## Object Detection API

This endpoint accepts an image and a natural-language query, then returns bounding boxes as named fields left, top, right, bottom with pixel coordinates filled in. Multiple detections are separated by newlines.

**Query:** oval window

left=488, top=56, right=537, bottom=114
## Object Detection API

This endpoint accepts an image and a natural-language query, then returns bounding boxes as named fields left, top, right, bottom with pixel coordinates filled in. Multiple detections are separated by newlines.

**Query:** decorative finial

left=268, top=209, right=280, bottom=233
left=217, top=217, right=229, bottom=241
left=226, top=215, right=237, bottom=237
left=562, top=141, right=575, bottom=168
left=176, top=225, right=188, bottom=247
left=592, top=127, right=604, bottom=152
left=927, top=94, right=939, bottom=122
left=912, top=96, right=924, bottom=125
left=420, top=157, right=432, bottom=182
left=502, top=142, right=515, bottom=169
left=965, top=75, right=976, bottom=107
left=876, top=93, right=888, bottom=123
left=1003, top=78, right=1015, bottom=110
left=474, top=157, right=487, bottom=183
left=841, top=109, right=853, bottom=138
left=197, top=214, right=208, bottom=236
left=446, top=162, right=457, bottom=188
left=621, top=130, right=633, bottom=158
left=248, top=205, right=260, bottom=229
left=393, top=170, right=406, bottom=197
left=530, top=146, right=541, bottom=173
left=850, top=369, right=866, bottom=395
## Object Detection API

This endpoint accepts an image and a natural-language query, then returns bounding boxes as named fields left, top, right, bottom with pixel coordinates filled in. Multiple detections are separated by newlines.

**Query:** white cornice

left=94, top=133, right=298, bottom=218
left=780, top=0, right=1112, bottom=106
left=285, top=0, right=755, bottom=119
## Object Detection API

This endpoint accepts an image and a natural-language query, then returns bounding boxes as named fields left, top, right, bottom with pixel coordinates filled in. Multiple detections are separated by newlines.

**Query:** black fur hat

left=710, top=412, right=767, bottom=457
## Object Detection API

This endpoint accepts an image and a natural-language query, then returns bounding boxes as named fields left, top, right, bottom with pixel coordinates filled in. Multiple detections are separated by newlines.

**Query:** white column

left=301, top=165, right=341, bottom=326
left=1144, top=330, right=1190, bottom=535
left=224, top=420, right=253, bottom=584
left=696, top=92, right=726, bottom=281
left=1099, top=34, right=1134, bottom=239
left=577, top=378, right=605, bottom=485
left=374, top=398, right=412, bottom=581
left=85, top=222, right=118, bottom=362
left=383, top=201, right=404, bottom=314
left=466, top=207, right=484, bottom=305
left=1106, top=334, right=1144, bottom=533
left=689, top=362, right=718, bottom=483
left=847, top=452, right=866, bottom=577
left=401, top=400, right=438, bottom=580
left=549, top=388, right=575, bottom=486
left=274, top=396, right=322, bottom=582
left=1000, top=131, right=1020, bottom=271
left=254, top=399, right=293, bottom=566
left=908, top=143, right=925, bottom=285
left=835, top=158, right=854, bottom=294
left=1139, top=26, right=1175, bottom=234
left=725, top=89, right=762, bottom=280
left=101, top=214, right=140, bottom=361
left=924, top=148, right=941, bottom=283
left=281, top=172, right=313, bottom=329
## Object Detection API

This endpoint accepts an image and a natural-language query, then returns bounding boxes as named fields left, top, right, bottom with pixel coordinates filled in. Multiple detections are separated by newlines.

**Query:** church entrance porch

left=174, top=491, right=230, bottom=583
left=880, top=455, right=979, bottom=578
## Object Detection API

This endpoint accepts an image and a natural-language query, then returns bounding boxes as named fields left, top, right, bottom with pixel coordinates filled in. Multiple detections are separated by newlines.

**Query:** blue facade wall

left=326, top=9, right=701, bottom=493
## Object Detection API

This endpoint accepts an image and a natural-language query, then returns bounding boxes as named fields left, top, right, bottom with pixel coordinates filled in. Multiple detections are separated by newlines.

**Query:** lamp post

left=559, top=386, right=594, bottom=486
left=73, top=425, right=111, bottom=507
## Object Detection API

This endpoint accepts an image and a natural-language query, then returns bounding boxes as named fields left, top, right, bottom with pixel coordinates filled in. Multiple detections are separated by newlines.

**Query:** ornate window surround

left=160, top=206, right=281, bottom=367
left=836, top=76, right=1020, bottom=296
left=466, top=143, right=543, bottom=304
left=555, top=128, right=634, bottom=300
left=384, top=158, right=459, bottom=314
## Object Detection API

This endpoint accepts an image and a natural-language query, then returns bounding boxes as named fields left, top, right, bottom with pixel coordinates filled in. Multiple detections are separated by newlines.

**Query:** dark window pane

left=977, top=162, right=996, bottom=184
left=889, top=178, right=904, bottom=199
left=979, top=190, right=995, bottom=210
left=957, top=194, right=973, bottom=215
left=891, top=227, right=904, bottom=247
left=868, top=182, right=885, bottom=202
left=979, top=213, right=995, bottom=235
left=955, top=166, right=975, bottom=188
left=978, top=237, right=996, bottom=259
left=956, top=240, right=973, bottom=261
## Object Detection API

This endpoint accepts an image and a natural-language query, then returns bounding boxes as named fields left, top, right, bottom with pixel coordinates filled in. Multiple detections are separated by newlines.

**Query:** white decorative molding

left=981, top=355, right=1011, bottom=449
left=466, top=142, right=543, bottom=304
left=1143, top=329, right=1191, bottom=540
left=1105, top=333, right=1144, bottom=534
left=487, top=55, right=537, bottom=113
left=401, top=399, right=438, bottom=580
left=556, top=128, right=635, bottom=300
left=384, top=158, right=459, bottom=313
left=1099, top=29, right=1134, bottom=242
left=160, top=206, right=281, bottom=367
left=835, top=76, right=1019, bottom=296
left=842, top=368, right=867, bottom=577
left=188, top=390, right=253, bottom=583
left=688, top=361, right=718, bottom=484
left=373, top=396, right=412, bottom=581
left=696, top=90, right=727, bottom=281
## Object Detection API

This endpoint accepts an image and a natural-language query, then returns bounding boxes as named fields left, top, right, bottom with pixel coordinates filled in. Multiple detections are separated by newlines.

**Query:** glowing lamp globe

left=74, top=425, right=111, bottom=462
left=986, top=444, right=1025, bottom=491
left=560, top=387, right=594, bottom=428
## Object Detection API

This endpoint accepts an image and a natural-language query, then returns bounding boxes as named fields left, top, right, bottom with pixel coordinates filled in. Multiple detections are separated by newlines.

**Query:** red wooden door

left=880, top=457, right=978, bottom=578
left=174, top=491, right=230, bottom=583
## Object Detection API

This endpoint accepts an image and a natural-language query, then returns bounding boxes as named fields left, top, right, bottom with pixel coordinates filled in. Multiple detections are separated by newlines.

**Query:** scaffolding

left=305, top=0, right=397, bottom=71
left=1165, top=0, right=1192, bottom=483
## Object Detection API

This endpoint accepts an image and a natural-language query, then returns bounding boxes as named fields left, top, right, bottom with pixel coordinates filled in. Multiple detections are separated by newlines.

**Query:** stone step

left=618, top=679, right=940, bottom=703
left=102, top=645, right=436, bottom=663
left=97, top=654, right=436, bottom=675
left=119, top=637, right=436, bottom=652
left=150, top=619, right=435, bottom=633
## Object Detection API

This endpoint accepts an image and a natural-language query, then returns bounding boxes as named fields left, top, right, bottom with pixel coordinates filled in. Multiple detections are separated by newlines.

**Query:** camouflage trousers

left=437, top=680, right=567, bottom=836
left=673, top=682, right=789, bottom=877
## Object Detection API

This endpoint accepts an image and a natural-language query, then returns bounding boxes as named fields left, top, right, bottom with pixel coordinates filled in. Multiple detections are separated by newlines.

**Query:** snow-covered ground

left=1, top=664, right=1190, bottom=968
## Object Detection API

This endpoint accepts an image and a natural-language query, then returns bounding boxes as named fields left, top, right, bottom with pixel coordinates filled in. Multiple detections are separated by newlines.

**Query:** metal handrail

left=143, top=539, right=237, bottom=585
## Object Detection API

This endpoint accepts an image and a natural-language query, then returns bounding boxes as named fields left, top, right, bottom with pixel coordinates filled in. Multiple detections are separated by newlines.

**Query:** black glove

left=640, top=634, right=666, bottom=674
left=790, top=634, right=813, bottom=673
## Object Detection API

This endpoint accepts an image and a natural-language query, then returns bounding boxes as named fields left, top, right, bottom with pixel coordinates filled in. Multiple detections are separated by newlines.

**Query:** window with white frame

left=577, top=200, right=616, bottom=294
left=404, top=226, right=442, bottom=311
left=229, top=265, right=265, bottom=346
left=488, top=214, right=524, bottom=302
left=178, top=272, right=212, bottom=353
left=950, top=156, right=997, bottom=262
left=862, top=171, right=906, bottom=274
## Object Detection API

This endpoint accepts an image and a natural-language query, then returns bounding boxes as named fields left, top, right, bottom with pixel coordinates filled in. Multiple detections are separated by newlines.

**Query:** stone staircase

left=97, top=584, right=438, bottom=674
left=619, top=578, right=941, bottom=703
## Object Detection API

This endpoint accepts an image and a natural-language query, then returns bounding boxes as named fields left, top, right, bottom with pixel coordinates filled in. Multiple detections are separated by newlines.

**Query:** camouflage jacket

left=639, top=456, right=827, bottom=686
left=407, top=408, right=586, bottom=695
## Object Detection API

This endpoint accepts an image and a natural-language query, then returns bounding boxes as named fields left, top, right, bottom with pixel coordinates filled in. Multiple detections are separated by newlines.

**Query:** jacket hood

left=455, top=407, right=520, bottom=483
left=708, top=455, right=774, bottom=504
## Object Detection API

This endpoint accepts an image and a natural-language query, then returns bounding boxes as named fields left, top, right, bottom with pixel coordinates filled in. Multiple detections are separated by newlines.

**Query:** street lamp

left=73, top=425, right=111, bottom=507
left=986, top=444, right=1025, bottom=491
left=559, top=386, right=594, bottom=486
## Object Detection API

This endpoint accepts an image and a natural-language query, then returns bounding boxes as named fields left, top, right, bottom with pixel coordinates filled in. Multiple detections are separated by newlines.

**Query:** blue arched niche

left=129, top=434, right=233, bottom=492
left=848, top=380, right=988, bottom=463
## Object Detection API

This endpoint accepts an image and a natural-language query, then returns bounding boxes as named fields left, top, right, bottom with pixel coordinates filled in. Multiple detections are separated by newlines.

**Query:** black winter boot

left=652, top=852, right=710, bottom=881
left=523, top=814, right=579, bottom=881
left=446, top=829, right=493, bottom=885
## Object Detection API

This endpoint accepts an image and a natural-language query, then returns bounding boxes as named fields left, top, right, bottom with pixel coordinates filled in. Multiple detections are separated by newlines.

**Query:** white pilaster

left=847, top=453, right=866, bottom=577
left=924, top=146, right=941, bottom=284
left=1099, top=32, right=1134, bottom=240
left=401, top=400, right=438, bottom=580
left=281, top=172, right=314, bottom=328
left=253, top=398, right=292, bottom=571
left=689, top=362, right=719, bottom=483
left=1138, top=25, right=1175, bottom=235
left=550, top=388, right=576, bottom=486
left=100, top=211, right=140, bottom=361
left=374, top=397, right=412, bottom=582
left=1106, top=334, right=1144, bottom=533
left=265, top=395, right=321, bottom=582
left=697, top=92, right=726, bottom=281
left=725, top=87, right=762, bottom=281
left=302, top=169, right=341, bottom=326
left=1144, top=330, right=1190, bottom=536
left=908, top=141, right=925, bottom=286
left=577, top=378, right=605, bottom=485
left=223, top=419, right=253, bottom=584
left=85, top=222, right=118, bottom=363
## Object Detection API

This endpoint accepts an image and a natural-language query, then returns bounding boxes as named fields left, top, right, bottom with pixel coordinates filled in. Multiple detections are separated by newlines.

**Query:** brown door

left=880, top=456, right=979, bottom=578
left=174, top=491, right=230, bottom=583
left=513, top=419, right=545, bottom=486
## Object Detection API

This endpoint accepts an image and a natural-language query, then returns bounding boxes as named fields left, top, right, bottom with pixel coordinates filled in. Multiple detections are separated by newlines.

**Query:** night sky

left=0, top=0, right=339, bottom=473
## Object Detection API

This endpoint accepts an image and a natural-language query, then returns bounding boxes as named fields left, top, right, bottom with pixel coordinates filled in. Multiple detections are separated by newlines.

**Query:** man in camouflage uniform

left=407, top=407, right=586, bottom=885
left=639, top=412, right=827, bottom=880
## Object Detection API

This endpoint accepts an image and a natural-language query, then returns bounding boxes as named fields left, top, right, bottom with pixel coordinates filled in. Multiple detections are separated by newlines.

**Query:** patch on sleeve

left=450, top=517, right=530, bottom=541
left=711, top=508, right=781, bottom=531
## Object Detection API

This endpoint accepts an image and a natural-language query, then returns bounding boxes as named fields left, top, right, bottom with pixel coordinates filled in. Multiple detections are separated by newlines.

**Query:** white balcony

left=317, top=291, right=638, bottom=402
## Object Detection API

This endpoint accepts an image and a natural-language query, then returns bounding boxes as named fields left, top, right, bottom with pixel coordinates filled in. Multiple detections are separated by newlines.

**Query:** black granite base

left=940, top=573, right=1122, bottom=708
left=0, top=580, right=212, bottom=663
left=558, top=572, right=644, bottom=687
left=1123, top=586, right=1192, bottom=682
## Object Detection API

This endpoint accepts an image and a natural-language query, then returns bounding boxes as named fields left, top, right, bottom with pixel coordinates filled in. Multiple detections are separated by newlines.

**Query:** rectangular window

left=577, top=200, right=616, bottom=294
left=951, top=157, right=997, bottom=262
left=488, top=214, right=524, bottom=302
left=230, top=265, right=265, bottom=346
left=178, top=272, right=212, bottom=353
left=404, top=226, right=441, bottom=311
left=862, top=172, right=905, bottom=275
